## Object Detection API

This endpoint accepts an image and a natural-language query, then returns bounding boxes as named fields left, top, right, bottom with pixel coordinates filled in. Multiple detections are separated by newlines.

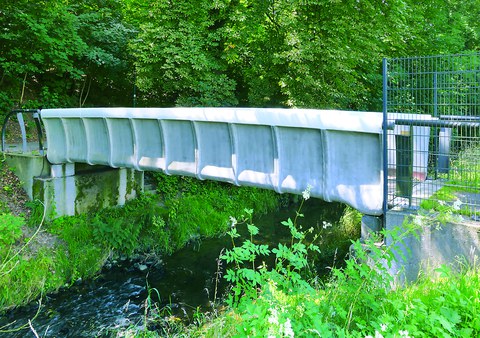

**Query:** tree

left=129, top=0, right=238, bottom=107
left=72, top=0, right=136, bottom=107
left=0, top=0, right=87, bottom=108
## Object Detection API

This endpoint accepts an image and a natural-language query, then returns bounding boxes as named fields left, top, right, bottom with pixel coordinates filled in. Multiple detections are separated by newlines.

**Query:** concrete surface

left=385, top=209, right=480, bottom=283
left=40, top=107, right=385, bottom=215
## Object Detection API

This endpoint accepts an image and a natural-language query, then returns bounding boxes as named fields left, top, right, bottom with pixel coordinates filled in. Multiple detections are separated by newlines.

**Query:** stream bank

left=0, top=169, right=283, bottom=314
left=0, top=199, right=358, bottom=337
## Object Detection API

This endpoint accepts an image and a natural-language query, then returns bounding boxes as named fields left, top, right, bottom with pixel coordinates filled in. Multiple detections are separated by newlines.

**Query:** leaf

left=247, top=224, right=259, bottom=236
left=224, top=269, right=237, bottom=282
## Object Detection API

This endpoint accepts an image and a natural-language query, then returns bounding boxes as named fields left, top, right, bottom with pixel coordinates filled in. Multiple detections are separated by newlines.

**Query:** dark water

left=0, top=200, right=352, bottom=337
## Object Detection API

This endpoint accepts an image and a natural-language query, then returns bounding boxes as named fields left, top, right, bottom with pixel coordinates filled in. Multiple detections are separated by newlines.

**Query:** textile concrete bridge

left=38, top=107, right=385, bottom=218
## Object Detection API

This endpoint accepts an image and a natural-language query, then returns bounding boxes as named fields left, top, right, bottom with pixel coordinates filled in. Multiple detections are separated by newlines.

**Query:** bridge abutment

left=384, top=209, right=480, bottom=283
left=4, top=153, right=143, bottom=219
left=358, top=212, right=480, bottom=284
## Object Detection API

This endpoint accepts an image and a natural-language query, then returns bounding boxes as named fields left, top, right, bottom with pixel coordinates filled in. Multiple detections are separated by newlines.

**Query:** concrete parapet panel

left=385, top=209, right=480, bottom=283
left=276, top=127, right=323, bottom=195
left=4, top=153, right=51, bottom=199
left=323, top=131, right=383, bottom=213
left=195, top=122, right=235, bottom=183
left=41, top=107, right=385, bottom=215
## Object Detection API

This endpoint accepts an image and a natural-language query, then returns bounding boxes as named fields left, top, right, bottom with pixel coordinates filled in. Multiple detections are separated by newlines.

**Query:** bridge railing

left=1, top=109, right=46, bottom=155
left=383, top=53, right=480, bottom=219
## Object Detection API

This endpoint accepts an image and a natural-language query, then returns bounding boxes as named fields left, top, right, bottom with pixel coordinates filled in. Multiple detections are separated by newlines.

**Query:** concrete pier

left=4, top=153, right=143, bottom=219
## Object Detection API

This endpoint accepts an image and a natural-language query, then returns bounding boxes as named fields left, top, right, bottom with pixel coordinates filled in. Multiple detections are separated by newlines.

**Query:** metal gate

left=383, top=53, right=480, bottom=220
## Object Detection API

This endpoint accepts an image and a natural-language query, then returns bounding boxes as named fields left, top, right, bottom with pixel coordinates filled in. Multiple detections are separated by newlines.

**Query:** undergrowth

left=449, top=142, right=480, bottom=188
left=0, top=170, right=281, bottom=315
left=197, top=199, right=479, bottom=337
left=184, top=191, right=480, bottom=337
left=152, top=172, right=281, bottom=250
left=421, top=142, right=480, bottom=217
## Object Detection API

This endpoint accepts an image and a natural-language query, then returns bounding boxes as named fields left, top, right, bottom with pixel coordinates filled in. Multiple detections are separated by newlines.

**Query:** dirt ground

left=0, top=160, right=30, bottom=217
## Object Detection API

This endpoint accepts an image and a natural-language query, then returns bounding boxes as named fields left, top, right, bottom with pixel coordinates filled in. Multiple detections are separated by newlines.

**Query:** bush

left=193, top=193, right=480, bottom=337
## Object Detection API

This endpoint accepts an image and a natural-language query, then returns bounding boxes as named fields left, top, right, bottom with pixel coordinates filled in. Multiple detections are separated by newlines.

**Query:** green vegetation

left=449, top=142, right=480, bottom=188
left=0, top=161, right=281, bottom=313
left=1, top=0, right=479, bottom=335
left=153, top=173, right=280, bottom=252
left=115, top=196, right=480, bottom=337
left=420, top=142, right=480, bottom=217
left=1, top=0, right=479, bottom=113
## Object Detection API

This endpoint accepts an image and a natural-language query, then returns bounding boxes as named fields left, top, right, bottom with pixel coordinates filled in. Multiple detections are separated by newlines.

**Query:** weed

left=0, top=214, right=24, bottom=248
left=189, top=189, right=480, bottom=337
left=449, top=142, right=480, bottom=188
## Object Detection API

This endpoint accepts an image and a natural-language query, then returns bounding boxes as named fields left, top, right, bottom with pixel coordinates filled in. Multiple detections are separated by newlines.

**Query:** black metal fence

left=383, top=53, right=480, bottom=220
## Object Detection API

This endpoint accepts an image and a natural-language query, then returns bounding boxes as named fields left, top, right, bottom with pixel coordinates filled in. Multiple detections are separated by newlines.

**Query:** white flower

left=399, top=330, right=410, bottom=338
left=322, top=221, right=332, bottom=229
left=375, top=331, right=384, bottom=338
left=229, top=216, right=237, bottom=228
left=452, top=199, right=462, bottom=211
left=380, top=323, right=387, bottom=332
left=268, top=308, right=279, bottom=325
left=283, top=318, right=294, bottom=337
left=413, top=215, right=424, bottom=226
left=302, top=184, right=312, bottom=200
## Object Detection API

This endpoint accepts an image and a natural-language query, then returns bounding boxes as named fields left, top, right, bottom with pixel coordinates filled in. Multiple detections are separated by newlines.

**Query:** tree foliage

left=0, top=0, right=134, bottom=111
left=0, top=0, right=479, bottom=112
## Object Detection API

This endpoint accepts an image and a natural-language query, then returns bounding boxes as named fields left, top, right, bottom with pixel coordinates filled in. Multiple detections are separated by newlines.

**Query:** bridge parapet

left=41, top=108, right=384, bottom=215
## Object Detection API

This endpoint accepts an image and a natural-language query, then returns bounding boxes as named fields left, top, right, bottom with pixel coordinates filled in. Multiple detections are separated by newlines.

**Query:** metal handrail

left=394, top=118, right=480, bottom=128
left=440, top=115, right=480, bottom=122
left=1, top=109, right=45, bottom=154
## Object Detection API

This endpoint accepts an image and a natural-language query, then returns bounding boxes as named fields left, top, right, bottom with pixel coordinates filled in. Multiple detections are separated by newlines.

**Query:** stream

left=0, top=200, right=353, bottom=337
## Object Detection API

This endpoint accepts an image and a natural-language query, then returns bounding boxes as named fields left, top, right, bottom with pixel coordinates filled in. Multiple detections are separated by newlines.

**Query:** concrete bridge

left=39, top=107, right=385, bottom=216
left=4, top=106, right=480, bottom=284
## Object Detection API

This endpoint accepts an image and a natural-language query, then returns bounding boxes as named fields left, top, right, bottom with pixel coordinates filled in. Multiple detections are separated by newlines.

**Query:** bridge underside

left=41, top=107, right=384, bottom=215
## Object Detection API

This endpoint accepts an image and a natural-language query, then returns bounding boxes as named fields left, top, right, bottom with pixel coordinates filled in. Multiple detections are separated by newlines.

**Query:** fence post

left=382, top=58, right=389, bottom=221
left=395, top=130, right=413, bottom=206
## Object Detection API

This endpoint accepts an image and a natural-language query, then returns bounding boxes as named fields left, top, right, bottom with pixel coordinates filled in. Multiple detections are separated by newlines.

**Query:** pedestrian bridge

left=39, top=107, right=384, bottom=215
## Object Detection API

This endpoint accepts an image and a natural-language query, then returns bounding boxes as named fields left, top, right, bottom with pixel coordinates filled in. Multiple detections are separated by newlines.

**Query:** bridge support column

left=32, top=164, right=144, bottom=219
left=33, top=163, right=76, bottom=218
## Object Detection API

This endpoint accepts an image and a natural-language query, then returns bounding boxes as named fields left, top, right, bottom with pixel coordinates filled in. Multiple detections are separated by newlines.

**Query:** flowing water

left=0, top=200, right=354, bottom=337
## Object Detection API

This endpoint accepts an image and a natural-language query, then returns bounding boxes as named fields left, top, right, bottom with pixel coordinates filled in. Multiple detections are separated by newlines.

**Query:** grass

left=189, top=260, right=480, bottom=337
left=0, top=168, right=282, bottom=314
left=107, top=193, right=480, bottom=338
left=184, top=209, right=480, bottom=337
left=420, top=142, right=480, bottom=217
left=449, top=142, right=480, bottom=188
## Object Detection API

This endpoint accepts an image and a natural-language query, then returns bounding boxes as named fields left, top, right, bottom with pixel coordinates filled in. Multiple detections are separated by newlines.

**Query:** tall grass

left=449, top=142, right=480, bottom=188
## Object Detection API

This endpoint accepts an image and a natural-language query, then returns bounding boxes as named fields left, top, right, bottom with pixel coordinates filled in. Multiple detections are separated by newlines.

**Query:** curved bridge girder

left=41, top=107, right=384, bottom=215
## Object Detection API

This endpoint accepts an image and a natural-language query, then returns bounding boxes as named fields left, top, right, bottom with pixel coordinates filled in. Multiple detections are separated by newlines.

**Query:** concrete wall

left=4, top=153, right=51, bottom=199
left=4, top=153, right=143, bottom=218
left=385, top=209, right=480, bottom=283
left=32, top=165, right=143, bottom=219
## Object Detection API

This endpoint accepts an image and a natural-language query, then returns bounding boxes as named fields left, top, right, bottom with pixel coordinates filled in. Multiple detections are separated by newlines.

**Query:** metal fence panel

left=384, top=53, right=480, bottom=220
